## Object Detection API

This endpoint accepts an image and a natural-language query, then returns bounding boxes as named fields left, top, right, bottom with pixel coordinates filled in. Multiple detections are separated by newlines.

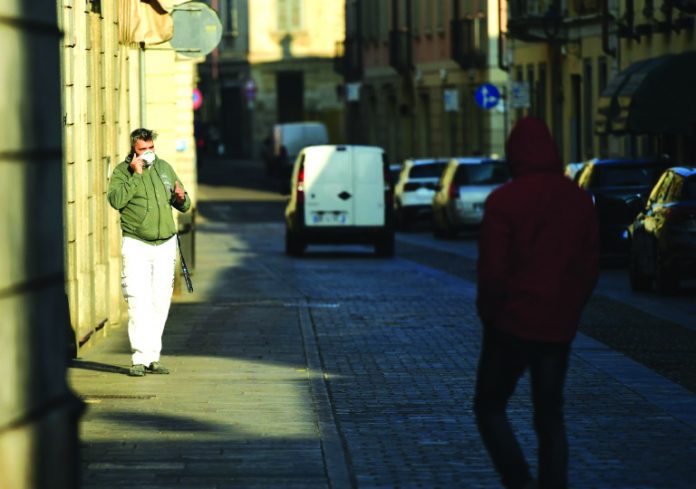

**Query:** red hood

left=506, top=116, right=562, bottom=177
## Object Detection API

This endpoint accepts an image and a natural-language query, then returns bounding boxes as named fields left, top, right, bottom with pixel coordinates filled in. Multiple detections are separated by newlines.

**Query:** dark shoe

left=146, top=361, right=170, bottom=374
left=128, top=364, right=146, bottom=377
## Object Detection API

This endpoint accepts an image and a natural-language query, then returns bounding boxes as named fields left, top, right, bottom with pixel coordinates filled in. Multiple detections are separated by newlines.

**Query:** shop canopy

left=596, top=51, right=696, bottom=135
left=119, top=0, right=186, bottom=46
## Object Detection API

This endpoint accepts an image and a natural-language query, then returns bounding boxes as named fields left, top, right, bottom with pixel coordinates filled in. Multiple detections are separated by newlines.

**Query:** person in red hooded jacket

left=473, top=117, right=599, bottom=489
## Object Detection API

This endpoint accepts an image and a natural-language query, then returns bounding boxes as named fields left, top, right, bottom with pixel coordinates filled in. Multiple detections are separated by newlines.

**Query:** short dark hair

left=130, top=128, right=157, bottom=151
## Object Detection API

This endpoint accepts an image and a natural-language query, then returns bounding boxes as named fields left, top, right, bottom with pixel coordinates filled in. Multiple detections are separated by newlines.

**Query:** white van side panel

left=352, top=147, right=385, bottom=226
left=304, top=147, right=355, bottom=226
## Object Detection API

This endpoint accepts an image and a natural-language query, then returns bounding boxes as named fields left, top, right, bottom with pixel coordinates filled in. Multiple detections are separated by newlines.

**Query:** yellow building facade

left=59, top=0, right=201, bottom=351
left=344, top=0, right=508, bottom=163
left=248, top=0, right=347, bottom=149
left=507, top=1, right=696, bottom=164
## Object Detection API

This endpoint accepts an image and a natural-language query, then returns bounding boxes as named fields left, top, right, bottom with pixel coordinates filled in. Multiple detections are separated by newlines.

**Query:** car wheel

left=654, top=248, right=678, bottom=295
left=375, top=234, right=395, bottom=258
left=628, top=250, right=651, bottom=292
left=285, top=229, right=305, bottom=257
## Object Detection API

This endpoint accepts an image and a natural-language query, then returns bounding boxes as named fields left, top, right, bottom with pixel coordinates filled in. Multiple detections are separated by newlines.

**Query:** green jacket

left=107, top=156, right=191, bottom=245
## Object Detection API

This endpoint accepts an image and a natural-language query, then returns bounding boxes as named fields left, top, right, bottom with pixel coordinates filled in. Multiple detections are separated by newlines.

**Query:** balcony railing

left=507, top=0, right=567, bottom=42
left=389, top=30, right=412, bottom=75
left=508, top=0, right=556, bottom=21
left=450, top=17, right=487, bottom=69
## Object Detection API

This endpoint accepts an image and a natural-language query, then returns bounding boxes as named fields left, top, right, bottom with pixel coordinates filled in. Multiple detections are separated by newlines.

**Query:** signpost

left=475, top=83, right=501, bottom=110
left=170, top=2, right=223, bottom=57
left=244, top=79, right=257, bottom=109
left=444, top=89, right=459, bottom=112
left=192, top=88, right=202, bottom=110
left=510, top=81, right=531, bottom=109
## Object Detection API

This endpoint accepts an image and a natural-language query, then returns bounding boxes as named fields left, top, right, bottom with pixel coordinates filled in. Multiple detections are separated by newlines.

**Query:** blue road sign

left=475, top=83, right=501, bottom=110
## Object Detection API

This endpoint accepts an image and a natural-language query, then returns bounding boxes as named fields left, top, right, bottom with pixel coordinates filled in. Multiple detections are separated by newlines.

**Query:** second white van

left=284, top=145, right=394, bottom=257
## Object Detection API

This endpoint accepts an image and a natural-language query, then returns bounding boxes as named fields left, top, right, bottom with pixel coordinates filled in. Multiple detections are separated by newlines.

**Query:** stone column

left=0, top=1, right=82, bottom=487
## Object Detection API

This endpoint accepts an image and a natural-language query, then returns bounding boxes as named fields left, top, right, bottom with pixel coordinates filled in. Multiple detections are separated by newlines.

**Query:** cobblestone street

left=69, top=165, right=696, bottom=488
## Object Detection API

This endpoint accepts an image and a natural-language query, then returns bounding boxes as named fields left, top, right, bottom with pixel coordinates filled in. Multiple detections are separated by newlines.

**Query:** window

left=410, top=162, right=448, bottom=179
left=598, top=57, right=608, bottom=156
left=277, top=0, right=303, bottom=33
left=436, top=0, right=445, bottom=32
left=397, top=0, right=408, bottom=30
left=225, top=0, right=239, bottom=37
left=455, top=161, right=510, bottom=185
left=412, top=0, right=420, bottom=36
left=583, top=58, right=594, bottom=158
left=379, top=0, right=388, bottom=41
left=682, top=176, right=696, bottom=199
left=424, top=0, right=432, bottom=34
left=537, top=63, right=547, bottom=121
left=526, top=64, right=535, bottom=117
left=595, top=165, right=662, bottom=189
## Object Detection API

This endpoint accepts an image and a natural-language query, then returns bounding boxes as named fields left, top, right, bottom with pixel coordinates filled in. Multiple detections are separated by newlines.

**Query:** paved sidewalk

left=70, top=207, right=696, bottom=488
left=69, top=219, right=343, bottom=488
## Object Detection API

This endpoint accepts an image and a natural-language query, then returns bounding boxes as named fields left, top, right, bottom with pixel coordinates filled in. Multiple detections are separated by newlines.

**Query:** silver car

left=432, top=157, right=509, bottom=237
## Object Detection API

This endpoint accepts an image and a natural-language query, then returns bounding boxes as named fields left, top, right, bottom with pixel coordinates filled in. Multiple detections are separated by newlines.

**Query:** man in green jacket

left=108, top=128, right=191, bottom=377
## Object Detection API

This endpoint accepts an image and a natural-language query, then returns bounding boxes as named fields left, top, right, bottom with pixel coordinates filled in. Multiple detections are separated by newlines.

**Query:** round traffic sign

left=475, top=84, right=501, bottom=110
left=193, top=88, right=202, bottom=110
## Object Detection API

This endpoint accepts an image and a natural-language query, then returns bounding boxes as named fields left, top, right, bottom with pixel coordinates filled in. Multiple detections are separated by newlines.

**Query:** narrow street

left=69, top=158, right=696, bottom=488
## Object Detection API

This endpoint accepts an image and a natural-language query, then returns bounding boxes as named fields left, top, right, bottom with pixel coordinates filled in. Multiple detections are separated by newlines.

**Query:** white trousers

left=121, top=236, right=177, bottom=366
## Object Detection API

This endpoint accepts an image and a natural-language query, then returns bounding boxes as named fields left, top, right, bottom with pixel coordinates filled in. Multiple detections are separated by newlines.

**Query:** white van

left=284, top=145, right=395, bottom=257
left=263, top=122, right=329, bottom=179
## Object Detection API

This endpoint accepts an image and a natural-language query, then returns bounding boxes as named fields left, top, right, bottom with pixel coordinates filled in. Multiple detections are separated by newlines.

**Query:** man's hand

left=174, top=180, right=185, bottom=204
left=129, top=153, right=144, bottom=174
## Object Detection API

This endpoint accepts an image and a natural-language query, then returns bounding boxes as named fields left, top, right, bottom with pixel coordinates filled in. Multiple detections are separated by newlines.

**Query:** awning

left=119, top=0, right=185, bottom=46
left=595, top=51, right=696, bottom=135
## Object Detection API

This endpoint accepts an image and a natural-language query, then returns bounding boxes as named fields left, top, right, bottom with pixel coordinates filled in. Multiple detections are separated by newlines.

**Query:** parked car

left=628, top=166, right=696, bottom=294
left=388, top=163, right=402, bottom=193
left=576, top=158, right=669, bottom=251
left=432, top=157, right=509, bottom=238
left=284, top=145, right=394, bottom=257
left=263, top=121, right=329, bottom=182
left=565, top=161, right=587, bottom=182
left=393, top=158, right=449, bottom=229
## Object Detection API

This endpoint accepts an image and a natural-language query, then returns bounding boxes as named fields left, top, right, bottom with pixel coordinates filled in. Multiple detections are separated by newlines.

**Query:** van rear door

left=353, top=147, right=385, bottom=226
left=304, top=146, right=355, bottom=226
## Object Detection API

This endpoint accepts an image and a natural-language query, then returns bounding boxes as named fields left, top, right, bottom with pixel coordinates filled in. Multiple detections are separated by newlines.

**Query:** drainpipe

left=139, top=43, right=147, bottom=127
left=498, top=0, right=509, bottom=71
left=602, top=0, right=616, bottom=57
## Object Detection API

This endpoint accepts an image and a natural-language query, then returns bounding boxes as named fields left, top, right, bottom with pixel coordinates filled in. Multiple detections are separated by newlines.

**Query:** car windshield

left=409, top=162, right=447, bottom=179
left=455, top=161, right=509, bottom=185
left=594, top=165, right=660, bottom=188
left=683, top=176, right=696, bottom=199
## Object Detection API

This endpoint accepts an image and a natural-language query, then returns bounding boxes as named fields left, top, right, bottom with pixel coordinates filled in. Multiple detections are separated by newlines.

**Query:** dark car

left=576, top=158, right=668, bottom=251
left=628, top=166, right=696, bottom=294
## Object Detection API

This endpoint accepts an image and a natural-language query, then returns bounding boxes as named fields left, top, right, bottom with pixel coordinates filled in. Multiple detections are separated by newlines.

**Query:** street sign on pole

left=510, top=81, right=531, bottom=109
left=475, top=83, right=501, bottom=110
left=444, top=89, right=459, bottom=112
left=346, top=82, right=361, bottom=102
left=192, top=88, right=202, bottom=110
left=244, top=79, right=257, bottom=101
left=170, top=2, right=223, bottom=57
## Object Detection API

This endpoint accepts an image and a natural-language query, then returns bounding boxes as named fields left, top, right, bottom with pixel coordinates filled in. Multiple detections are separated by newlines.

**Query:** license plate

left=311, top=212, right=346, bottom=224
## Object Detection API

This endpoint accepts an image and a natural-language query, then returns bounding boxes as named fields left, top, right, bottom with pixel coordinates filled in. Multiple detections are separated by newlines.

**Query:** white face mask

left=141, top=150, right=156, bottom=165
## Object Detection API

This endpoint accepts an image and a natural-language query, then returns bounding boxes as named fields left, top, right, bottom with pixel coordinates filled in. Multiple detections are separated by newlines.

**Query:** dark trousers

left=473, top=328, right=571, bottom=489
